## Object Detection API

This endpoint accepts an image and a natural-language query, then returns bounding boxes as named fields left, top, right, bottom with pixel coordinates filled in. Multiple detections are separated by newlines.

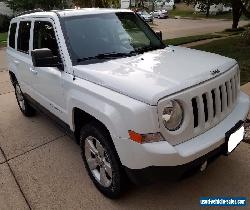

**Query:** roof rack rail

left=16, top=9, right=44, bottom=17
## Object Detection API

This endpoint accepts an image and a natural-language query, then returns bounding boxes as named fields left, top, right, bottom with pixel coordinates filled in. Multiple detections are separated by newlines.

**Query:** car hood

left=73, top=46, right=237, bottom=105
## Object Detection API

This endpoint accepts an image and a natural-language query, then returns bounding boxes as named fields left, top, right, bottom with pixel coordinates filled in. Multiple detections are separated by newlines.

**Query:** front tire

left=80, top=122, right=124, bottom=198
left=14, top=82, right=36, bottom=117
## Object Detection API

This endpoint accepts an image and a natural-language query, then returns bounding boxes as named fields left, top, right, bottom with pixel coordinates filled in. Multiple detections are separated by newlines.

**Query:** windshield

left=61, top=12, right=165, bottom=65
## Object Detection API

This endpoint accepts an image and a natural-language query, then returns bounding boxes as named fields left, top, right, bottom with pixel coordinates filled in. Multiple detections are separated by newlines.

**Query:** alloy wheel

left=85, top=136, right=113, bottom=187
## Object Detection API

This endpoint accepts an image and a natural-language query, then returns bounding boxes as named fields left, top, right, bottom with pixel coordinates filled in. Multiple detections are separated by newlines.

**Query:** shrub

left=0, top=15, right=11, bottom=33
left=242, top=28, right=250, bottom=44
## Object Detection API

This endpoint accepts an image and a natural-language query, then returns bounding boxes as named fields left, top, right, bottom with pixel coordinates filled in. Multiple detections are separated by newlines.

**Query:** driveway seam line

left=0, top=90, right=14, bottom=96
left=0, top=146, right=32, bottom=210
left=6, top=134, right=66, bottom=162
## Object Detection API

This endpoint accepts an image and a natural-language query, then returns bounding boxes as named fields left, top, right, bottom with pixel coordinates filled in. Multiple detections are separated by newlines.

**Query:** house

left=0, top=1, right=13, bottom=16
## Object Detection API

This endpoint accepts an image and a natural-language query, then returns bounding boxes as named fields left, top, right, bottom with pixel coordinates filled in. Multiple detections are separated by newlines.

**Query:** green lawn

left=163, top=34, right=222, bottom=46
left=192, top=36, right=250, bottom=85
left=169, top=9, right=247, bottom=20
left=0, top=32, right=7, bottom=47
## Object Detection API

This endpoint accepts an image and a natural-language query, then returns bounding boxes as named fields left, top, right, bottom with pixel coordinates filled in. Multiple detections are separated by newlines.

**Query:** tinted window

left=9, top=23, right=17, bottom=49
left=33, top=21, right=59, bottom=56
left=17, top=21, right=31, bottom=53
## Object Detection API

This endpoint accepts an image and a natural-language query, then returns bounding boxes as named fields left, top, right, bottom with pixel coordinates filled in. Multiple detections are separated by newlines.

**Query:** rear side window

left=9, top=23, right=17, bottom=49
left=17, top=21, right=31, bottom=54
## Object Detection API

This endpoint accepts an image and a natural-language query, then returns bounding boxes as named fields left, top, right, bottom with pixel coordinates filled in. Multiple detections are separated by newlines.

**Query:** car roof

left=57, top=8, right=132, bottom=17
left=12, top=8, right=133, bottom=21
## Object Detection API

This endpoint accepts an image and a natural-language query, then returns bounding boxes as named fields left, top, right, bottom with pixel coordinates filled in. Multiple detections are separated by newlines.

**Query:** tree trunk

left=232, top=0, right=242, bottom=29
left=206, top=1, right=210, bottom=17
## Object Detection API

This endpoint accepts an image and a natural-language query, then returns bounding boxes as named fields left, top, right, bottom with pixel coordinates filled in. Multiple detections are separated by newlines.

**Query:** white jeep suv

left=7, top=8, right=250, bottom=198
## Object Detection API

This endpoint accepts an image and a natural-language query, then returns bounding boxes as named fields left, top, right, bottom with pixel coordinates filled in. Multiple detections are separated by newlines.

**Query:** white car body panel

left=73, top=46, right=236, bottom=105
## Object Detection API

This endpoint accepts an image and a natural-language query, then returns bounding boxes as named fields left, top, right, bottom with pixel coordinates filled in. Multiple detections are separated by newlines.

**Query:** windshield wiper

left=77, top=51, right=137, bottom=63
left=135, top=45, right=165, bottom=54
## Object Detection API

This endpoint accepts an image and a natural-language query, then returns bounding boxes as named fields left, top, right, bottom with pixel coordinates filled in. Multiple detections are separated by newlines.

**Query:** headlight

left=162, top=100, right=184, bottom=131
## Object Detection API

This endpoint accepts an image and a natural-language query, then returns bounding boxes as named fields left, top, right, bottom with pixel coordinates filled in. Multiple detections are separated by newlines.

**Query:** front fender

left=65, top=78, right=159, bottom=139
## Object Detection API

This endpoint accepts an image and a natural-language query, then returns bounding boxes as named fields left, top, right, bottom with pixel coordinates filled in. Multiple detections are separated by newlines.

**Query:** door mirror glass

left=31, top=48, right=63, bottom=69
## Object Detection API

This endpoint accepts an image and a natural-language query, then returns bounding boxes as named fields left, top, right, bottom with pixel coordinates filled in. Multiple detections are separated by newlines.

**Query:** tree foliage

left=72, top=0, right=120, bottom=8
left=4, top=0, right=67, bottom=11
left=184, top=0, right=226, bottom=16
left=184, top=0, right=250, bottom=28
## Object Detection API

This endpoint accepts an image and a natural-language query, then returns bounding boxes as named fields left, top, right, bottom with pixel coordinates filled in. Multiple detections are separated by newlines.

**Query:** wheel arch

left=72, top=107, right=117, bottom=145
left=9, top=71, right=17, bottom=85
left=72, top=107, right=124, bottom=164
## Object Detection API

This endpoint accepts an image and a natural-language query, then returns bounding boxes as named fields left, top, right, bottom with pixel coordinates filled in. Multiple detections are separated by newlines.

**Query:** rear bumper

left=113, top=92, right=249, bottom=169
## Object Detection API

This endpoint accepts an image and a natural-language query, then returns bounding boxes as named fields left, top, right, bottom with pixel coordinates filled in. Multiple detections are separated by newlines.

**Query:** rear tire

left=80, top=122, right=125, bottom=198
left=14, top=82, right=36, bottom=117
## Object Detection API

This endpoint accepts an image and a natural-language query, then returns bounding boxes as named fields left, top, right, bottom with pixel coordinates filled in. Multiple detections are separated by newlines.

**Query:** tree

left=4, top=0, right=66, bottom=11
left=184, top=0, right=250, bottom=28
left=72, top=0, right=119, bottom=8
left=185, top=0, right=226, bottom=17
left=232, top=0, right=250, bottom=29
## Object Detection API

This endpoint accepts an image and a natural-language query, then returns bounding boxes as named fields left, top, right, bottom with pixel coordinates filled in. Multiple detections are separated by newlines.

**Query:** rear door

left=9, top=20, right=34, bottom=95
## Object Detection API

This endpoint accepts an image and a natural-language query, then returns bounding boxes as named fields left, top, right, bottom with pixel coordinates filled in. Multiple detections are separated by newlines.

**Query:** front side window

left=9, top=23, right=17, bottom=49
left=17, top=21, right=31, bottom=54
left=62, top=12, right=165, bottom=65
left=33, top=21, right=59, bottom=57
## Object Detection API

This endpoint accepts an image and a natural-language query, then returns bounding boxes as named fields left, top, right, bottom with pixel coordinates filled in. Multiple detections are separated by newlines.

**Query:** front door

left=30, top=19, right=66, bottom=120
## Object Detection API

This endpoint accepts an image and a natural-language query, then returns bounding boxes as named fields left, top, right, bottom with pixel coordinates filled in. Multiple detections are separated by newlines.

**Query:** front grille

left=191, top=70, right=239, bottom=130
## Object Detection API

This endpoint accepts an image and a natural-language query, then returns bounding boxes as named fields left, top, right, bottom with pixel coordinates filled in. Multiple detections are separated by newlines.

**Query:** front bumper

left=113, top=92, right=249, bottom=170
left=125, top=143, right=224, bottom=184
left=125, top=120, right=246, bottom=184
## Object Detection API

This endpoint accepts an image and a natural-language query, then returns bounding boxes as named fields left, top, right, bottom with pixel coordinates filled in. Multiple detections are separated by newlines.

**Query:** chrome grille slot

left=219, top=86, right=223, bottom=112
left=211, top=89, right=216, bottom=117
left=202, top=93, right=208, bottom=122
left=192, top=97, right=199, bottom=128
left=226, top=81, right=232, bottom=107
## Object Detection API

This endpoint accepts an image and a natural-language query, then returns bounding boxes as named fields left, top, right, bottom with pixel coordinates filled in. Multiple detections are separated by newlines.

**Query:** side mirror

left=155, top=30, right=163, bottom=40
left=31, top=48, right=63, bottom=70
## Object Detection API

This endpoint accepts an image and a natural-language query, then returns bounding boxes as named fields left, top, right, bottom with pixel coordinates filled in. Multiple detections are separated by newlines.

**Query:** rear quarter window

left=9, top=23, right=17, bottom=49
left=17, top=21, right=31, bottom=54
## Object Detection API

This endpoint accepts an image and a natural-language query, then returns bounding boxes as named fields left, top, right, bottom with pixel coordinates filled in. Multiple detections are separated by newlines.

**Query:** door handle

left=30, top=67, right=38, bottom=75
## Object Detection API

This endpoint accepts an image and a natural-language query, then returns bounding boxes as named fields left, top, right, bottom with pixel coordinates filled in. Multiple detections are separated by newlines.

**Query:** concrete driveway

left=0, top=48, right=250, bottom=209
left=152, top=18, right=250, bottom=39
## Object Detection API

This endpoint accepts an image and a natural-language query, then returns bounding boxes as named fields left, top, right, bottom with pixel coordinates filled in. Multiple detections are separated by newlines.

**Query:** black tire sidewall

left=14, top=82, right=35, bottom=117
left=80, top=123, right=122, bottom=198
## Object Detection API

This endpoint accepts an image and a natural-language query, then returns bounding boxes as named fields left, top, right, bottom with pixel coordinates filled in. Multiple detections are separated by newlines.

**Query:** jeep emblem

left=211, top=69, right=220, bottom=76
